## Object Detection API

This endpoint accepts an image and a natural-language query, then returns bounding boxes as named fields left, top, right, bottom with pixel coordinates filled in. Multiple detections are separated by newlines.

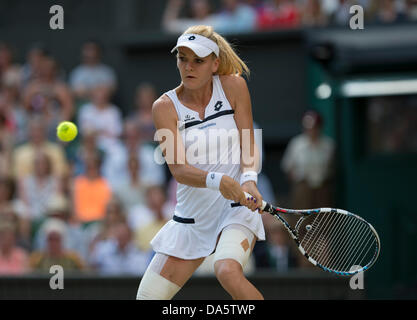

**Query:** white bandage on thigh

left=213, top=224, right=255, bottom=269
left=136, top=269, right=181, bottom=300
left=136, top=253, right=181, bottom=300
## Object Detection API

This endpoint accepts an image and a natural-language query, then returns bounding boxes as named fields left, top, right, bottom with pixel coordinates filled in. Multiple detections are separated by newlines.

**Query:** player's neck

left=179, top=80, right=213, bottom=108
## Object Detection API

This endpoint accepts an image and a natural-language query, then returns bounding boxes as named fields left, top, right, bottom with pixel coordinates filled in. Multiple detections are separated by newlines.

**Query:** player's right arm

left=152, top=95, right=248, bottom=205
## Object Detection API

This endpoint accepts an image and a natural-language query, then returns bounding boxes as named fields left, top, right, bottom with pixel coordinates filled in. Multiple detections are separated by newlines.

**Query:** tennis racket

left=231, top=192, right=381, bottom=276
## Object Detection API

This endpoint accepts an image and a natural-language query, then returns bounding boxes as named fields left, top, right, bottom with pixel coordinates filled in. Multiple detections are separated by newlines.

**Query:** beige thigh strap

left=213, top=224, right=255, bottom=268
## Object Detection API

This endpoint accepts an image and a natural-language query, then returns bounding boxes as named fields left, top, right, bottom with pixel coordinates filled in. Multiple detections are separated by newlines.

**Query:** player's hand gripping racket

left=232, top=192, right=381, bottom=276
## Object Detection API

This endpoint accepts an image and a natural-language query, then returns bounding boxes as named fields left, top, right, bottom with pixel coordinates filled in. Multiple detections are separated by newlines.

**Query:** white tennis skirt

left=150, top=198, right=265, bottom=260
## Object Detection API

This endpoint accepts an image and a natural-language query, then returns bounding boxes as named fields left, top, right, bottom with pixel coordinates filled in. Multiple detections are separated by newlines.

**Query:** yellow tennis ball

left=57, top=121, right=78, bottom=142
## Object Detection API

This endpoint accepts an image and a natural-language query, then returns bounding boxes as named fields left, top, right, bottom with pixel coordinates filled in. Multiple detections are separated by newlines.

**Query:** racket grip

left=231, top=192, right=267, bottom=211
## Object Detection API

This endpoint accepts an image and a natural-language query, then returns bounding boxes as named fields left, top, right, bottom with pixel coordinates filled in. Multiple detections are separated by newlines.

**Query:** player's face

left=177, top=47, right=219, bottom=89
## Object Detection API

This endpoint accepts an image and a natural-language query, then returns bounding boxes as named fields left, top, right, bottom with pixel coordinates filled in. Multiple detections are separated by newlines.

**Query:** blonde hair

left=182, top=25, right=250, bottom=78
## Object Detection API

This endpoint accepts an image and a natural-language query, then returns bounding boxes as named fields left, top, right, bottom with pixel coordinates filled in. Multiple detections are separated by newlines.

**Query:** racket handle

left=231, top=191, right=268, bottom=211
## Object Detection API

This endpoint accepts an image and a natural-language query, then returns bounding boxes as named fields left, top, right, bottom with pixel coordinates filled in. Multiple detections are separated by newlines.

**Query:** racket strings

left=327, top=218, right=374, bottom=271
left=312, top=212, right=352, bottom=264
left=341, top=230, right=375, bottom=271
left=299, top=212, right=378, bottom=272
left=300, top=212, right=326, bottom=249
left=302, top=211, right=340, bottom=253
left=326, top=217, right=369, bottom=270
left=308, top=212, right=350, bottom=263
left=317, top=214, right=360, bottom=267
left=306, top=212, right=344, bottom=258
left=327, top=219, right=376, bottom=272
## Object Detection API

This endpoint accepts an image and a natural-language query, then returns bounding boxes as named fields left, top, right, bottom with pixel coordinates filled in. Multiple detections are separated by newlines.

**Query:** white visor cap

left=171, top=34, right=219, bottom=58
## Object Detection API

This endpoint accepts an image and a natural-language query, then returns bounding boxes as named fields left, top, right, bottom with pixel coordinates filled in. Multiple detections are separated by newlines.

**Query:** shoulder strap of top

left=164, top=90, right=183, bottom=120
left=212, top=75, right=231, bottom=109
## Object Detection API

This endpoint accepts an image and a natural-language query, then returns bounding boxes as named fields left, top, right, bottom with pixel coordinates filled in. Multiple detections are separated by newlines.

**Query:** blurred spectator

left=88, top=222, right=150, bottom=276
left=128, top=185, right=173, bottom=250
left=23, top=56, right=74, bottom=139
left=215, top=0, right=257, bottom=34
left=257, top=0, right=301, bottom=30
left=20, top=43, right=49, bottom=88
left=0, top=82, right=29, bottom=146
left=12, top=117, right=69, bottom=180
left=33, top=194, right=88, bottom=261
left=132, top=185, right=171, bottom=252
left=330, top=0, right=354, bottom=25
left=0, top=43, right=21, bottom=89
left=78, top=84, right=123, bottom=149
left=162, top=0, right=219, bottom=34
left=262, top=214, right=299, bottom=271
left=86, top=195, right=127, bottom=255
left=131, top=83, right=158, bottom=143
left=320, top=0, right=339, bottom=16
left=29, top=218, right=84, bottom=273
left=0, top=180, right=30, bottom=249
left=0, top=177, right=16, bottom=213
left=406, top=0, right=417, bottom=20
left=0, top=220, right=29, bottom=275
left=102, top=119, right=166, bottom=190
left=281, top=110, right=335, bottom=209
left=71, top=129, right=105, bottom=177
left=72, top=151, right=112, bottom=224
left=301, top=0, right=328, bottom=27
left=370, top=0, right=408, bottom=24
left=112, top=153, right=146, bottom=213
left=18, top=152, right=61, bottom=223
left=0, top=103, right=14, bottom=177
left=69, top=40, right=117, bottom=102
left=58, top=168, right=73, bottom=201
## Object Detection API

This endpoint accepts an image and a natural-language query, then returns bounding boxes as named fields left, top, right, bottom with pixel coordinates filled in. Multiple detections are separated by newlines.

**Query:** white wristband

left=240, top=171, right=258, bottom=185
left=206, top=172, right=224, bottom=190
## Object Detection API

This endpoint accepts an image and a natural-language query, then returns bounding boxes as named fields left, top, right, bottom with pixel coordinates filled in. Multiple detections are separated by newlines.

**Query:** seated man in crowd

left=29, top=218, right=84, bottom=273
left=69, top=40, right=117, bottom=103
left=12, top=116, right=68, bottom=181
left=88, top=222, right=150, bottom=276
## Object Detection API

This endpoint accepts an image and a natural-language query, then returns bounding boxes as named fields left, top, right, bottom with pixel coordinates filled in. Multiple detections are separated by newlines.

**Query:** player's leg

left=136, top=253, right=205, bottom=300
left=213, top=224, right=263, bottom=300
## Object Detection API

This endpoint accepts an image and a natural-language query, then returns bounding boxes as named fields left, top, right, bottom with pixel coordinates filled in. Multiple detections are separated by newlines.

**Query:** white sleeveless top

left=150, top=75, right=265, bottom=260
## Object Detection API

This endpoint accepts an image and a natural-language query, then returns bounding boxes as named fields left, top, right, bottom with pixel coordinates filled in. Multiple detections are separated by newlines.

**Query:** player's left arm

left=221, top=75, right=262, bottom=212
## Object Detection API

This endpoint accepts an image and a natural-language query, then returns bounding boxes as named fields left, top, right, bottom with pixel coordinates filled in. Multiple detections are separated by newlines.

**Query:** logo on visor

left=188, top=36, right=196, bottom=41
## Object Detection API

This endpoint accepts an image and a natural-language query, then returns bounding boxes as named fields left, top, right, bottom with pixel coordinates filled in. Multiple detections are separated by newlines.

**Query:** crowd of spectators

left=162, top=0, right=417, bottom=34
left=0, top=40, right=170, bottom=276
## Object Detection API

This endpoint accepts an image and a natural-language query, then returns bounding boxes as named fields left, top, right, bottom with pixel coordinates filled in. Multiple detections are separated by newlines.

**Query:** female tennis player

left=136, top=25, right=265, bottom=300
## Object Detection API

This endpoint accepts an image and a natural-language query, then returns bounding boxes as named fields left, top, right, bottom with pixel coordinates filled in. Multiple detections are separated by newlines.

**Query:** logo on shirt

left=184, top=114, right=196, bottom=121
left=214, top=101, right=223, bottom=111
left=188, top=36, right=196, bottom=41
left=210, top=173, right=215, bottom=179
